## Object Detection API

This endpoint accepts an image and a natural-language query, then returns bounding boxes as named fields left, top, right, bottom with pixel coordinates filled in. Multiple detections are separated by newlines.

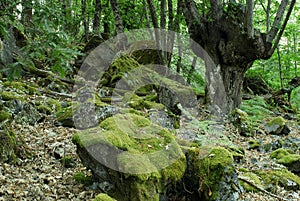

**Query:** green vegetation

left=73, top=172, right=93, bottom=185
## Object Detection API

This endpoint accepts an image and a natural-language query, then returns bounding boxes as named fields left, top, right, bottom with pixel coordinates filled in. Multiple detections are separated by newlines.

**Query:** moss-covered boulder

left=184, top=146, right=236, bottom=201
left=264, top=116, right=290, bottom=135
left=72, top=113, right=186, bottom=201
left=94, top=193, right=117, bottom=201
left=255, top=169, right=300, bottom=191
left=231, top=108, right=250, bottom=136
left=270, top=148, right=300, bottom=175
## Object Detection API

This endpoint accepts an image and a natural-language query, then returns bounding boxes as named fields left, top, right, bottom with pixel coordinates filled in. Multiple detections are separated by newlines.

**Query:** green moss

left=94, top=193, right=117, bottom=201
left=2, top=81, right=39, bottom=95
left=143, top=101, right=165, bottom=110
left=277, top=154, right=300, bottom=166
left=46, top=98, right=62, bottom=112
left=239, top=172, right=262, bottom=192
left=55, top=106, right=74, bottom=126
left=60, top=155, right=74, bottom=168
left=265, top=116, right=287, bottom=134
left=226, top=146, right=245, bottom=162
left=73, top=113, right=186, bottom=201
left=122, top=92, right=163, bottom=110
left=37, top=105, right=52, bottom=114
left=3, top=81, right=26, bottom=91
left=255, top=169, right=300, bottom=190
left=270, top=148, right=291, bottom=159
left=117, top=152, right=160, bottom=181
left=271, top=148, right=300, bottom=167
left=73, top=172, right=93, bottom=185
left=0, top=91, right=24, bottom=101
left=186, top=146, right=234, bottom=200
left=72, top=134, right=83, bottom=148
left=267, top=116, right=285, bottom=127
left=0, top=127, right=17, bottom=163
left=0, top=110, right=11, bottom=122
left=248, top=139, right=262, bottom=150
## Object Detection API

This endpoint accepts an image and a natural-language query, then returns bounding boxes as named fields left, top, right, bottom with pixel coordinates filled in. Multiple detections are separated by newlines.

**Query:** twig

left=238, top=175, right=290, bottom=201
left=62, top=142, right=66, bottom=179
left=39, top=89, right=74, bottom=98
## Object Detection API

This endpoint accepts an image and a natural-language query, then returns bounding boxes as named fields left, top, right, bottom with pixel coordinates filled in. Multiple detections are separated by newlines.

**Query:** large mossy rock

left=72, top=113, right=186, bottom=201
left=183, top=146, right=238, bottom=201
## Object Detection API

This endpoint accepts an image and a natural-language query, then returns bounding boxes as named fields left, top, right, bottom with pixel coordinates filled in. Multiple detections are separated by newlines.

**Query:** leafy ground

left=0, top=77, right=299, bottom=201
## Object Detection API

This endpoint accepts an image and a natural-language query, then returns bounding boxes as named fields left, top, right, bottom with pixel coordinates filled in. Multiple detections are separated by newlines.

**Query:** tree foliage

left=0, top=0, right=299, bottom=113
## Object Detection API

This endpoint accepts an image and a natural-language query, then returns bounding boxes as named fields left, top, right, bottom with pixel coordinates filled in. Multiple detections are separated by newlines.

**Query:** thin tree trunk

left=210, top=0, right=222, bottom=20
left=266, top=0, right=289, bottom=44
left=142, top=0, right=154, bottom=40
left=277, top=46, right=283, bottom=89
left=166, top=0, right=174, bottom=67
left=146, top=0, right=163, bottom=64
left=110, top=0, right=127, bottom=50
left=187, top=57, right=197, bottom=84
left=81, top=0, right=89, bottom=41
left=267, top=0, right=296, bottom=56
left=245, top=0, right=254, bottom=38
left=175, top=0, right=183, bottom=73
left=293, top=33, right=298, bottom=76
left=160, top=0, right=167, bottom=65
left=266, top=0, right=271, bottom=32
left=93, top=0, right=102, bottom=33
left=176, top=33, right=182, bottom=74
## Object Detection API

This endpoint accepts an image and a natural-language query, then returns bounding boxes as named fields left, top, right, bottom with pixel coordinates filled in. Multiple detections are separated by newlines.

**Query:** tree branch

left=267, top=0, right=296, bottom=56
left=266, top=0, right=289, bottom=44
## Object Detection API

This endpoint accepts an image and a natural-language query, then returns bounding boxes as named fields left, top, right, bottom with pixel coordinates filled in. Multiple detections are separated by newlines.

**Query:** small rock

left=264, top=116, right=290, bottom=135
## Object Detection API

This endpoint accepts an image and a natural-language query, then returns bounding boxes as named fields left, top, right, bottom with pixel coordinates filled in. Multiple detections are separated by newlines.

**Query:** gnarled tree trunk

left=181, top=0, right=295, bottom=116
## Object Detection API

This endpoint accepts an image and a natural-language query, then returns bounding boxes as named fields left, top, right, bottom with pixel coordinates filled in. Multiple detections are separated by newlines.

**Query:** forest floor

left=0, top=79, right=299, bottom=201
